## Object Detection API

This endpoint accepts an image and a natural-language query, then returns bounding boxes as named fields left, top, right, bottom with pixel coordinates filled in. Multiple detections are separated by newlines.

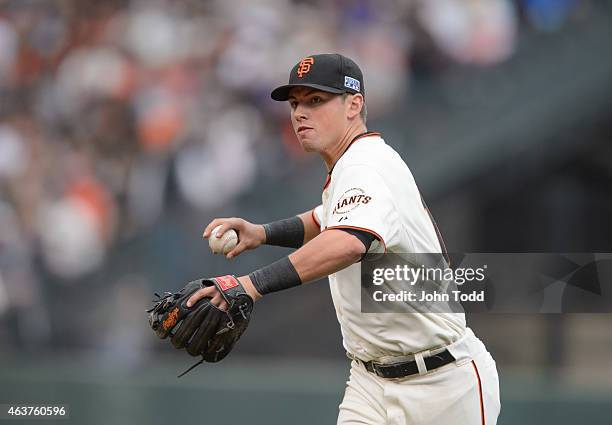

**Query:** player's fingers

left=213, top=223, right=229, bottom=238
left=210, top=292, right=226, bottom=310
left=212, top=218, right=241, bottom=239
left=218, top=299, right=228, bottom=311
left=186, top=286, right=216, bottom=307
left=204, top=218, right=245, bottom=239
left=203, top=219, right=223, bottom=238
left=226, top=241, right=247, bottom=259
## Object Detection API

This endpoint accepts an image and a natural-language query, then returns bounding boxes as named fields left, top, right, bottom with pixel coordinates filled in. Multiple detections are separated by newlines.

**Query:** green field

left=2, top=353, right=611, bottom=425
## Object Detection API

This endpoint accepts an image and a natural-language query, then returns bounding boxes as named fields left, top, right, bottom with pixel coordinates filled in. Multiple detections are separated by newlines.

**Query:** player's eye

left=289, top=100, right=298, bottom=109
left=311, top=96, right=322, bottom=104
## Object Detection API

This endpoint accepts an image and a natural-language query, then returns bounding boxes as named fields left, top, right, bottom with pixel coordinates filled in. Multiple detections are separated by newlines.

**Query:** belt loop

left=415, top=350, right=430, bottom=376
left=346, top=352, right=366, bottom=371
left=346, top=351, right=359, bottom=362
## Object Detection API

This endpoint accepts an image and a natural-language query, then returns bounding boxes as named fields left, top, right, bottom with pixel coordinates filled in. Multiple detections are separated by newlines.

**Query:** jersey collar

left=323, top=131, right=381, bottom=190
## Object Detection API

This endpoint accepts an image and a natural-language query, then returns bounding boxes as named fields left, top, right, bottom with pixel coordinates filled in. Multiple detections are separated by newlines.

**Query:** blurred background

left=0, top=0, right=611, bottom=423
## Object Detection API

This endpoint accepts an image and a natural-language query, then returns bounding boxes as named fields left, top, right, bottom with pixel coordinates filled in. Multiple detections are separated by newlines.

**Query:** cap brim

left=270, top=83, right=345, bottom=101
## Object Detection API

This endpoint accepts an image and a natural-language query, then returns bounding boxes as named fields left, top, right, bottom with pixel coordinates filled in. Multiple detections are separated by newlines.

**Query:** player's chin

left=297, top=136, right=319, bottom=152
left=300, top=142, right=318, bottom=152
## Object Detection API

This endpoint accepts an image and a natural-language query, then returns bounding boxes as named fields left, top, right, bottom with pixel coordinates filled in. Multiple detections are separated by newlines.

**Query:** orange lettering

left=163, top=307, right=179, bottom=331
left=297, top=57, right=314, bottom=77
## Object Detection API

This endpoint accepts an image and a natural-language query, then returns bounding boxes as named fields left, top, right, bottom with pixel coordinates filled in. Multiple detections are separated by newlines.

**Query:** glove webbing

left=176, top=306, right=236, bottom=378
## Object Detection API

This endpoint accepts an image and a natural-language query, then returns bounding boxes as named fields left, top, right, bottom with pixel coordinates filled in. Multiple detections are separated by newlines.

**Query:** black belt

left=360, top=349, right=455, bottom=379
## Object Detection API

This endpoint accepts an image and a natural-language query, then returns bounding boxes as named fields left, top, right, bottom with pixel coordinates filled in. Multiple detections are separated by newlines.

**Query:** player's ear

left=346, top=93, right=364, bottom=120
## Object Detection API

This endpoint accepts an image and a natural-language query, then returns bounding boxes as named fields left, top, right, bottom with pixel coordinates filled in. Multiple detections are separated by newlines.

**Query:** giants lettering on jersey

left=333, top=188, right=372, bottom=215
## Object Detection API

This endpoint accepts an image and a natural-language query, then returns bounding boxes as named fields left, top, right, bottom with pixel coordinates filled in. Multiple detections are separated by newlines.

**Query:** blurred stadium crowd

left=0, top=0, right=594, bottom=356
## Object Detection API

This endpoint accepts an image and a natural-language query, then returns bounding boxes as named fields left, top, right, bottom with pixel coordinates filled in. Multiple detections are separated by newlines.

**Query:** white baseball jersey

left=312, top=132, right=466, bottom=362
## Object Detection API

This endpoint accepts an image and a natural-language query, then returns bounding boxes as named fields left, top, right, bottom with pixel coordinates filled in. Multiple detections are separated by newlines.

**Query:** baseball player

left=187, top=53, right=501, bottom=424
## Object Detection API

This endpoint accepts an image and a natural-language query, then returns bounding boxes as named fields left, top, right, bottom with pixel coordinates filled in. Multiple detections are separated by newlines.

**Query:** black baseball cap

left=271, top=53, right=364, bottom=101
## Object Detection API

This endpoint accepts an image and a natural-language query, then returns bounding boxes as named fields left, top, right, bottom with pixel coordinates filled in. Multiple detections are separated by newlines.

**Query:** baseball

left=209, top=225, right=238, bottom=255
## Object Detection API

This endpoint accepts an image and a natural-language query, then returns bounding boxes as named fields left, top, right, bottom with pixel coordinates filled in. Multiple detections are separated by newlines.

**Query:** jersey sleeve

left=325, top=165, right=398, bottom=253
left=312, top=204, right=323, bottom=229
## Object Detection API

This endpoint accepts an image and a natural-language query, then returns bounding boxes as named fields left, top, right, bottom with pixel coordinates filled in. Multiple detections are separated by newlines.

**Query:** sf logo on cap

left=297, top=57, right=314, bottom=77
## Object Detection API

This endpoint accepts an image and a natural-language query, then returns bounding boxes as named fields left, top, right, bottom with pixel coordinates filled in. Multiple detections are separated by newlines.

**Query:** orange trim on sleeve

left=322, top=174, right=331, bottom=191
left=311, top=209, right=321, bottom=227
left=324, top=225, right=387, bottom=253
left=471, top=360, right=486, bottom=425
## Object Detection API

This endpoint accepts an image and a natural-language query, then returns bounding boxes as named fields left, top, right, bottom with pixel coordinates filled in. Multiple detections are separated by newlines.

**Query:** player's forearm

left=241, top=229, right=365, bottom=301
left=289, top=229, right=365, bottom=283
left=297, top=208, right=321, bottom=244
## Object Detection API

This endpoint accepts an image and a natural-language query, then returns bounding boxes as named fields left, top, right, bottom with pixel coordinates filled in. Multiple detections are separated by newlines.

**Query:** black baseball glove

left=147, top=275, right=253, bottom=376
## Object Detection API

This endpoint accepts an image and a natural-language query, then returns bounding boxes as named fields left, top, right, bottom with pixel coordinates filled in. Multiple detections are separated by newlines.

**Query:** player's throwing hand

left=203, top=217, right=266, bottom=259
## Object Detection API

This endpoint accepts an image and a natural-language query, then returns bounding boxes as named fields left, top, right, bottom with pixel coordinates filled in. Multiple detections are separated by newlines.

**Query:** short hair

left=342, top=93, right=367, bottom=124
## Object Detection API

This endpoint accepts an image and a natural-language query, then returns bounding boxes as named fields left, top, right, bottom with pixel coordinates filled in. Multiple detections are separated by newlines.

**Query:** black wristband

left=263, top=216, right=304, bottom=249
left=249, top=256, right=302, bottom=295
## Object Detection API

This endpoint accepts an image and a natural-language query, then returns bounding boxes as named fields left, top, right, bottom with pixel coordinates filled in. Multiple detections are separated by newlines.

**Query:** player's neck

left=322, top=124, right=368, bottom=172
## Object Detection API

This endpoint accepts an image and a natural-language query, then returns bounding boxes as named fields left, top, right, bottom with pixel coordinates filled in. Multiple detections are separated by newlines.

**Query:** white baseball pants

left=337, top=328, right=501, bottom=425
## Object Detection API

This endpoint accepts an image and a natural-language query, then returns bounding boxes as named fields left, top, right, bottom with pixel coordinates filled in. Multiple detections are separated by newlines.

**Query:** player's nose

left=292, top=104, right=308, bottom=122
